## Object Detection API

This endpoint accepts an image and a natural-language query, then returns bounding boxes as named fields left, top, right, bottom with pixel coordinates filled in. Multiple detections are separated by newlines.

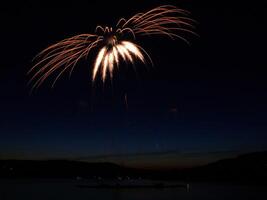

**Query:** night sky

left=0, top=0, right=267, bottom=169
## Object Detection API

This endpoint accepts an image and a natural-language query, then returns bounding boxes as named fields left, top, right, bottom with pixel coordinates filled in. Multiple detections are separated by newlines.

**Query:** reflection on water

left=0, top=179, right=266, bottom=200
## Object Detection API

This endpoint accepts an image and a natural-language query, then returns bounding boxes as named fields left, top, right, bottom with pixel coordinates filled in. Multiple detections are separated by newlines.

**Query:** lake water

left=0, top=179, right=266, bottom=200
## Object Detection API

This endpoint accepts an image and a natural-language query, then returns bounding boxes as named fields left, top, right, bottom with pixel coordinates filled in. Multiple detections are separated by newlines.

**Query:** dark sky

left=0, top=0, right=266, bottom=168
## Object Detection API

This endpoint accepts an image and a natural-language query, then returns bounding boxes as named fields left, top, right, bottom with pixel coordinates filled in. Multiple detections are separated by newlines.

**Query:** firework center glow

left=93, top=40, right=146, bottom=81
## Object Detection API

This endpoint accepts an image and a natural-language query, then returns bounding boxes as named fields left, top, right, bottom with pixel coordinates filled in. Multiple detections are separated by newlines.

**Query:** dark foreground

left=0, top=179, right=267, bottom=200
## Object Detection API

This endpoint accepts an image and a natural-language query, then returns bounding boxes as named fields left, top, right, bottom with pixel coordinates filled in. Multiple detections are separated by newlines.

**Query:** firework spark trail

left=29, top=5, right=196, bottom=90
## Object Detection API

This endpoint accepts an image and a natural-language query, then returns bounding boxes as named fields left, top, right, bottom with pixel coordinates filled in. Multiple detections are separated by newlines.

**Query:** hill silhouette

left=0, top=151, right=266, bottom=183
left=179, top=151, right=267, bottom=183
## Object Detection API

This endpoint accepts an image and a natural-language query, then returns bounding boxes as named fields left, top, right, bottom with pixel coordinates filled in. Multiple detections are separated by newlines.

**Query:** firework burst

left=29, top=5, right=196, bottom=90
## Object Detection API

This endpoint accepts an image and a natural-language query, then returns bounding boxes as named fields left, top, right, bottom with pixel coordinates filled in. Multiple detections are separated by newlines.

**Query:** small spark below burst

left=29, top=5, right=197, bottom=90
